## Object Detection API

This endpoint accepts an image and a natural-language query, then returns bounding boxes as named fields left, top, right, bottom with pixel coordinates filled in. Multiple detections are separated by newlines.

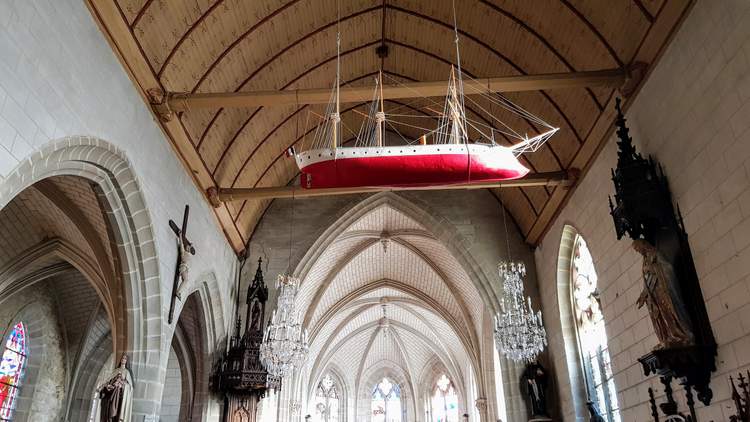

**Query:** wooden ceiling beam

left=207, top=171, right=572, bottom=204
left=153, top=68, right=628, bottom=116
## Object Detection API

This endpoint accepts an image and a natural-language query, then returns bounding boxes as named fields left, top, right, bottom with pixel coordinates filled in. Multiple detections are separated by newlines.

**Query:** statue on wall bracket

left=608, top=98, right=716, bottom=406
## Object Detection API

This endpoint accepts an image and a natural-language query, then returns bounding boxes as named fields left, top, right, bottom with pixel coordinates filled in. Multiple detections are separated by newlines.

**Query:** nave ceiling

left=86, top=0, right=693, bottom=252
left=296, top=202, right=485, bottom=413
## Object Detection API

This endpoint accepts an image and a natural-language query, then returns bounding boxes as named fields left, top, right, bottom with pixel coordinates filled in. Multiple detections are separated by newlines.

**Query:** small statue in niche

left=633, top=239, right=694, bottom=348
left=521, top=361, right=550, bottom=418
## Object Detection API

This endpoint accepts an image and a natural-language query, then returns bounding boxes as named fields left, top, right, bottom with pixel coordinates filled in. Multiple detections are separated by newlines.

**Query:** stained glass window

left=313, top=374, right=339, bottom=422
left=371, top=377, right=401, bottom=422
left=571, top=236, right=620, bottom=422
left=0, top=323, right=27, bottom=421
left=431, top=374, right=458, bottom=422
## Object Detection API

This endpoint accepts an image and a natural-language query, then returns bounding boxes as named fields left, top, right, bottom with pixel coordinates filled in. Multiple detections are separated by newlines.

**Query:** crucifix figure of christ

left=168, top=205, right=195, bottom=324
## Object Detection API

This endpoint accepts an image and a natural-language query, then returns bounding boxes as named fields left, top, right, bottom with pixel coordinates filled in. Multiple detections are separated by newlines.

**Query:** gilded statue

left=633, top=239, right=694, bottom=348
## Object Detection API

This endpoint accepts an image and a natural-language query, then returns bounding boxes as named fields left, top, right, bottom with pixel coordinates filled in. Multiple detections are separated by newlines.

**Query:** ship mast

left=376, top=70, right=385, bottom=147
left=332, top=29, right=341, bottom=149
left=448, top=68, right=468, bottom=144
left=451, top=0, right=466, bottom=129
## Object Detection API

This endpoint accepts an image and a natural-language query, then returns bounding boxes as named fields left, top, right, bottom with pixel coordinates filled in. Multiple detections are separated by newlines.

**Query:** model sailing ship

left=293, top=17, right=559, bottom=190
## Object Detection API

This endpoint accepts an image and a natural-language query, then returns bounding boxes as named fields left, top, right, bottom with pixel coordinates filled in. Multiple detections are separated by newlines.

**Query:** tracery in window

left=371, top=377, right=402, bottom=422
left=0, top=323, right=26, bottom=421
left=430, top=374, right=458, bottom=422
left=314, top=374, right=339, bottom=422
left=571, top=236, right=620, bottom=422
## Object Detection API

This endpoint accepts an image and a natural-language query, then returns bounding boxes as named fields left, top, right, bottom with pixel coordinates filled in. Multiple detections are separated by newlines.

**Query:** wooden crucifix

left=168, top=205, right=195, bottom=324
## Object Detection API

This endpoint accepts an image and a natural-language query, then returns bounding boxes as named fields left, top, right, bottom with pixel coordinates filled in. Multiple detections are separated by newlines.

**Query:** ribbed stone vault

left=298, top=202, right=483, bottom=418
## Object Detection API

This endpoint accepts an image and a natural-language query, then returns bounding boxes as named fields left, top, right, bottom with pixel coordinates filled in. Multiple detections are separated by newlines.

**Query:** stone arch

left=307, top=281, right=472, bottom=386
left=358, top=364, right=415, bottom=422
left=295, top=192, right=499, bottom=316
left=419, top=355, right=468, bottom=420
left=556, top=224, right=588, bottom=420
left=0, top=136, right=162, bottom=414
left=176, top=270, right=227, bottom=350
left=308, top=364, right=348, bottom=422
left=294, top=193, right=494, bottom=400
left=168, top=278, right=223, bottom=422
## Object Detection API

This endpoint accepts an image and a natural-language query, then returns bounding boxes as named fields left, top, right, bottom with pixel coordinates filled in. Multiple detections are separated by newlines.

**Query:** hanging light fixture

left=493, top=192, right=547, bottom=362
left=493, top=261, right=547, bottom=362
left=260, top=178, right=310, bottom=378
left=259, top=272, right=309, bottom=378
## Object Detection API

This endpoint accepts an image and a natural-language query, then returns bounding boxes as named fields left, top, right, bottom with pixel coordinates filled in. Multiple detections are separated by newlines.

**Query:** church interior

left=0, top=0, right=749, bottom=421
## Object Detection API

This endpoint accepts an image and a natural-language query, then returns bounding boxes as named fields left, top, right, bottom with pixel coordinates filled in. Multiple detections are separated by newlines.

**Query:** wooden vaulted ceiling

left=86, top=0, right=692, bottom=252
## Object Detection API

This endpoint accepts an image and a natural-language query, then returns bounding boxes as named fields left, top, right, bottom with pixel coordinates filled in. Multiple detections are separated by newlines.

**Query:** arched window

left=431, top=374, right=458, bottom=422
left=314, top=374, right=339, bottom=422
left=371, top=377, right=402, bottom=422
left=0, top=323, right=27, bottom=420
left=571, top=236, right=620, bottom=422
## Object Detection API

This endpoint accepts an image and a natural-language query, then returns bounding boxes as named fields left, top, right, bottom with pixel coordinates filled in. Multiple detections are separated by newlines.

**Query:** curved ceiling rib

left=129, top=0, right=156, bottom=28
left=193, top=4, right=594, bottom=159
left=312, top=314, right=464, bottom=396
left=194, top=6, right=382, bottom=148
left=309, top=279, right=472, bottom=349
left=356, top=325, right=416, bottom=399
left=558, top=0, right=625, bottom=67
left=154, top=0, right=227, bottom=78
left=632, top=0, right=656, bottom=22
left=303, top=240, right=474, bottom=338
left=169, top=0, right=597, bottom=97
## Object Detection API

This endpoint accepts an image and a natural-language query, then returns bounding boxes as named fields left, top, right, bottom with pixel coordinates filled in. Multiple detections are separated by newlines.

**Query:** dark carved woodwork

left=608, top=98, right=716, bottom=405
left=645, top=371, right=750, bottom=422
left=215, top=256, right=279, bottom=422
left=730, top=371, right=750, bottom=422
left=647, top=376, right=697, bottom=422
left=648, top=388, right=659, bottom=422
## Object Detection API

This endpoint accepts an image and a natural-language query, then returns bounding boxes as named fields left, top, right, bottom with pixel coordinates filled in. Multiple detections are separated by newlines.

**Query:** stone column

left=476, top=397, right=489, bottom=421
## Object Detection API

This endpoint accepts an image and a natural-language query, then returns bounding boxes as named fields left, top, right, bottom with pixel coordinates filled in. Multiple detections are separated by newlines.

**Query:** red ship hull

left=296, top=144, right=528, bottom=189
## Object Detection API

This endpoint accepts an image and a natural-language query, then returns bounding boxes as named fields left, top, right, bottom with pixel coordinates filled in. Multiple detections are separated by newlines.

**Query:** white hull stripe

left=295, top=144, right=509, bottom=169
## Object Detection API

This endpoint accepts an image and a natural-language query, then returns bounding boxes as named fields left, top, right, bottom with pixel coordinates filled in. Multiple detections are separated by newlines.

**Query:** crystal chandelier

left=493, top=261, right=547, bottom=362
left=259, top=273, right=309, bottom=378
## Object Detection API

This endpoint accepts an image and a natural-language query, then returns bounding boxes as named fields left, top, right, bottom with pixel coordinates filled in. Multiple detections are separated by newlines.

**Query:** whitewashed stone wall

left=535, top=1, right=750, bottom=421
left=0, top=0, right=236, bottom=417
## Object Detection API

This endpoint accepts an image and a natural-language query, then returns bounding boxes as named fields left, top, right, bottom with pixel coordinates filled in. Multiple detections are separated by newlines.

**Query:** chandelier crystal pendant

left=259, top=273, right=310, bottom=378
left=493, top=261, right=547, bottom=362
